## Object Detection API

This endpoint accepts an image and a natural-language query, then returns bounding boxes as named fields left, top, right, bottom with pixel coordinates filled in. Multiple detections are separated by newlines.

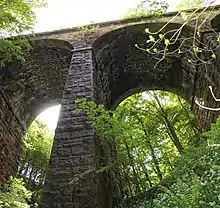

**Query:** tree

left=136, top=0, right=219, bottom=69
left=0, top=0, right=45, bottom=67
left=18, top=119, right=53, bottom=188
left=123, top=117, right=220, bottom=207
left=124, top=0, right=168, bottom=19
left=75, top=90, right=199, bottom=198
left=0, top=177, right=32, bottom=208
left=118, top=1, right=220, bottom=206
left=0, top=120, right=53, bottom=207
left=176, top=0, right=206, bottom=10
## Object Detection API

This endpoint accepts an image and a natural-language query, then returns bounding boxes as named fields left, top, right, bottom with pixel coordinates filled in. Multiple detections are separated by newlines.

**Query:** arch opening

left=0, top=38, right=72, bottom=185
left=17, top=105, right=61, bottom=204
left=90, top=22, right=202, bottom=204
left=95, top=90, right=200, bottom=201
left=92, top=22, right=196, bottom=110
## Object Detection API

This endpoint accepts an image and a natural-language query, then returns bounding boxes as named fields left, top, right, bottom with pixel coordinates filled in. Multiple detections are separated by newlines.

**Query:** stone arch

left=92, top=22, right=196, bottom=109
left=90, top=22, right=199, bottom=206
left=0, top=38, right=73, bottom=127
left=0, top=38, right=72, bottom=183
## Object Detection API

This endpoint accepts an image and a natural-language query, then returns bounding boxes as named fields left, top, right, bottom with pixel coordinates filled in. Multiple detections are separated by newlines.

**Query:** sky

left=35, top=0, right=219, bottom=131
left=37, top=105, right=60, bottom=132
left=34, top=0, right=181, bottom=33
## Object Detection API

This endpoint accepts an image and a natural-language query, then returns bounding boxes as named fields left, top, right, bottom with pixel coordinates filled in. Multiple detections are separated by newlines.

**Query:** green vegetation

left=1, top=0, right=220, bottom=207
left=124, top=0, right=168, bottom=19
left=135, top=0, right=219, bottom=69
left=0, top=120, right=53, bottom=207
left=120, top=130, right=220, bottom=207
left=78, top=24, right=100, bottom=37
left=0, top=0, right=45, bottom=67
left=0, top=177, right=32, bottom=208
left=176, top=0, right=205, bottom=10
left=76, top=92, right=199, bottom=191
left=19, top=120, right=53, bottom=188
left=76, top=91, right=220, bottom=207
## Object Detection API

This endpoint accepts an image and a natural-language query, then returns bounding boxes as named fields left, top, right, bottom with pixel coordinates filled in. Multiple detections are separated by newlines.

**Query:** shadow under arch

left=92, top=22, right=196, bottom=110
left=0, top=38, right=73, bottom=127
left=0, top=38, right=72, bottom=183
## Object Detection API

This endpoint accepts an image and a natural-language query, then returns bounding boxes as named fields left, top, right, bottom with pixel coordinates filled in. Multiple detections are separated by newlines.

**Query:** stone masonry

left=40, top=47, right=102, bottom=207
left=0, top=7, right=220, bottom=207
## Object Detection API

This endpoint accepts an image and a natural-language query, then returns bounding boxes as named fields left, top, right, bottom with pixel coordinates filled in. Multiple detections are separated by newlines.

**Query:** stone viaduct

left=0, top=6, right=220, bottom=208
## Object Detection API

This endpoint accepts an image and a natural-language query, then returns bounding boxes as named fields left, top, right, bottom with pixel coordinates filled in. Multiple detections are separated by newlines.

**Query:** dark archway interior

left=0, top=39, right=72, bottom=183
left=0, top=39, right=73, bottom=127
left=92, top=22, right=196, bottom=109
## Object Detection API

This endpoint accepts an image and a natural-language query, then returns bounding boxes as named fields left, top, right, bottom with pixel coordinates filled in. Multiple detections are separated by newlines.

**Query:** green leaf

left=145, top=28, right=150, bottom=33
left=211, top=53, right=216, bottom=59
left=217, top=33, right=220, bottom=43
left=164, top=39, right=170, bottom=46
left=193, top=47, right=202, bottom=54
left=159, top=33, right=164, bottom=39
left=178, top=49, right=182, bottom=54
left=0, top=0, right=46, bottom=66
left=147, top=35, right=155, bottom=43
left=180, top=12, right=188, bottom=21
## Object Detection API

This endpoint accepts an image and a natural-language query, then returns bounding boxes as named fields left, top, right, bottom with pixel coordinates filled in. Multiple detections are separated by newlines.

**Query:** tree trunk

left=23, top=162, right=30, bottom=180
left=177, top=96, right=201, bottom=142
left=142, top=164, right=153, bottom=188
left=28, top=167, right=33, bottom=186
left=136, top=148, right=153, bottom=188
left=138, top=119, right=163, bottom=181
left=122, top=165, right=133, bottom=197
left=123, top=136, right=141, bottom=194
left=152, top=93, right=184, bottom=154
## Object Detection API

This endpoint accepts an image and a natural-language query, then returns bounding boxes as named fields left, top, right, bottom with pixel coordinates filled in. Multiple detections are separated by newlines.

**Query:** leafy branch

left=135, top=1, right=220, bottom=68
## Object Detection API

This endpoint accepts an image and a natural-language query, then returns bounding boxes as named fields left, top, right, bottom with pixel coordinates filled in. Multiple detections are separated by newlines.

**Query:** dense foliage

left=0, top=0, right=45, bottom=67
left=124, top=0, right=168, bottom=19
left=76, top=91, right=201, bottom=198
left=0, top=120, right=53, bottom=207
left=1, top=0, right=219, bottom=207
left=120, top=122, right=220, bottom=207
left=0, top=177, right=32, bottom=208
left=76, top=91, right=220, bottom=207
left=18, top=120, right=53, bottom=188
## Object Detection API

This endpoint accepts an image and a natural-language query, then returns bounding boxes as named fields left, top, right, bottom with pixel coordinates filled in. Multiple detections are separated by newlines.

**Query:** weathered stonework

left=0, top=90, right=25, bottom=184
left=92, top=22, right=196, bottom=108
left=40, top=47, right=101, bottom=208
left=193, top=32, right=220, bottom=130
left=0, top=7, right=220, bottom=207
left=0, top=39, right=72, bottom=185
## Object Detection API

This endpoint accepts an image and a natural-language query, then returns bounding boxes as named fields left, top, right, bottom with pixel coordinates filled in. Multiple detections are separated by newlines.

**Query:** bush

left=120, top=117, right=220, bottom=207
left=0, top=177, right=36, bottom=208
